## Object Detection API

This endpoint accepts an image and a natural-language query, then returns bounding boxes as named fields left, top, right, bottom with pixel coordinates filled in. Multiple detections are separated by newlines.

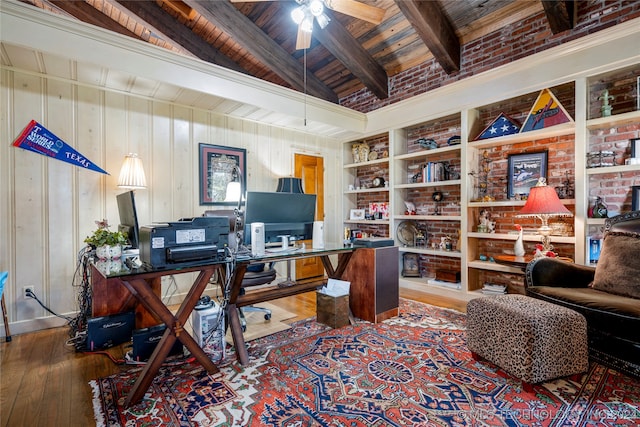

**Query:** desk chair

left=239, top=263, right=276, bottom=331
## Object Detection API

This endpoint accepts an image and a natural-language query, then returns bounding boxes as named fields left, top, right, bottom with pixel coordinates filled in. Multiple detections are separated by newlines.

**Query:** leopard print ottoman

left=466, top=294, right=588, bottom=385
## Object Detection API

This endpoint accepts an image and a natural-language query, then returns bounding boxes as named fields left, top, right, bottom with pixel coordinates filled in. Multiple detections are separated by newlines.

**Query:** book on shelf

left=427, top=278, right=461, bottom=290
left=422, top=162, right=446, bottom=183
left=481, top=283, right=507, bottom=295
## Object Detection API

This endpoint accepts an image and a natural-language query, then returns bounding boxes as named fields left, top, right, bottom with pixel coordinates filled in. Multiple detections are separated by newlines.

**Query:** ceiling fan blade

left=325, top=0, right=385, bottom=25
left=296, top=24, right=312, bottom=50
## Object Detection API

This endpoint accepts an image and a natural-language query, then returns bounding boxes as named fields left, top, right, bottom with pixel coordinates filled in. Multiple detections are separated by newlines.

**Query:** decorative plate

left=396, top=221, right=418, bottom=246
left=368, top=151, right=378, bottom=161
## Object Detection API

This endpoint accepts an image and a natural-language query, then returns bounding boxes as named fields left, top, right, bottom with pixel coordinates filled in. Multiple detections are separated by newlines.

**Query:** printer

left=139, top=216, right=229, bottom=268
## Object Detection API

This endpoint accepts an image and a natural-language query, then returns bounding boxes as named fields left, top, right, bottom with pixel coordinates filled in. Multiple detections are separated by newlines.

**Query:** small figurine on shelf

left=599, top=89, right=614, bottom=117
left=404, top=200, right=417, bottom=215
left=514, top=224, right=526, bottom=256
left=439, top=236, right=453, bottom=251
left=588, top=196, right=608, bottom=218
left=478, top=209, right=496, bottom=233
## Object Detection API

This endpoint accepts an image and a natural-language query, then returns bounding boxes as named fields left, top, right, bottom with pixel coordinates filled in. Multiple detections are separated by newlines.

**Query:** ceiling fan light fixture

left=316, top=13, right=330, bottom=29
left=301, top=15, right=314, bottom=33
left=291, top=6, right=305, bottom=25
left=309, top=0, right=324, bottom=17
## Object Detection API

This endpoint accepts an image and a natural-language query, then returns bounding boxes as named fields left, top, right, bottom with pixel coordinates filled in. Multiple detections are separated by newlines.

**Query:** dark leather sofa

left=525, top=210, right=640, bottom=379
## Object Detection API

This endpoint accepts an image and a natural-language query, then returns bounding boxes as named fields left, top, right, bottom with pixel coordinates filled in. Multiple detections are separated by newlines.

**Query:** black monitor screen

left=116, top=190, right=140, bottom=249
left=243, top=191, right=316, bottom=245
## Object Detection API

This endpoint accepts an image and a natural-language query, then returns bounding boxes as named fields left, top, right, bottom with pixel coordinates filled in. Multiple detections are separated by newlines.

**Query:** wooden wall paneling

left=171, top=105, right=194, bottom=220
left=0, top=70, right=12, bottom=306
left=2, top=69, right=342, bottom=334
left=150, top=101, right=173, bottom=226
left=46, top=79, right=76, bottom=314
left=13, top=73, right=47, bottom=322
left=76, top=86, right=106, bottom=245
left=192, top=108, right=211, bottom=216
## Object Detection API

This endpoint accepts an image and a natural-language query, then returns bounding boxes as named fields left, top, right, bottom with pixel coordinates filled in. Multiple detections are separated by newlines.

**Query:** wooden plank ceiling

left=20, top=0, right=574, bottom=104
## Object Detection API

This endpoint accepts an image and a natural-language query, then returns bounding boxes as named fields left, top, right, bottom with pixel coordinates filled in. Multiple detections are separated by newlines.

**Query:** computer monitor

left=116, top=190, right=140, bottom=249
left=243, top=191, right=316, bottom=246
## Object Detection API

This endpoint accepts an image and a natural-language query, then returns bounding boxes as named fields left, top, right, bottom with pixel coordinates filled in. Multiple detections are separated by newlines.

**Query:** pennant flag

left=12, top=120, right=108, bottom=175
left=521, top=88, right=573, bottom=132
left=475, top=112, right=520, bottom=140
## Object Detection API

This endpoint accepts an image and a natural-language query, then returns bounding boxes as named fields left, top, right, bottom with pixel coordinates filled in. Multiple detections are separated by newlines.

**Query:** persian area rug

left=91, top=299, right=640, bottom=426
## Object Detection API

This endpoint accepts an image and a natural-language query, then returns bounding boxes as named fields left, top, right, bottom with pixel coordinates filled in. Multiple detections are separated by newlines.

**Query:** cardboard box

left=436, top=269, right=461, bottom=283
left=316, top=292, right=350, bottom=328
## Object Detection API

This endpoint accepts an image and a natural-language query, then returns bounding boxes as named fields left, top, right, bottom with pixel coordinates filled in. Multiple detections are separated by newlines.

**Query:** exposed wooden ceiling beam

left=183, top=0, right=338, bottom=103
left=394, top=0, right=460, bottom=74
left=541, top=1, right=575, bottom=34
left=47, top=0, right=140, bottom=40
left=115, top=1, right=247, bottom=75
left=313, top=10, right=388, bottom=99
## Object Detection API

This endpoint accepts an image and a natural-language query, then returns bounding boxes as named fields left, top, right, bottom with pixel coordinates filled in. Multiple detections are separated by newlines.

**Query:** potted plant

left=84, top=219, right=128, bottom=260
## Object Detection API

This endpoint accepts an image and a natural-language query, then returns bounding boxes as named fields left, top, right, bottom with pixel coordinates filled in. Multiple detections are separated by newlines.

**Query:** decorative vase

left=358, top=143, right=370, bottom=163
left=351, top=144, right=360, bottom=163
left=95, top=244, right=122, bottom=260
left=514, top=225, right=525, bottom=257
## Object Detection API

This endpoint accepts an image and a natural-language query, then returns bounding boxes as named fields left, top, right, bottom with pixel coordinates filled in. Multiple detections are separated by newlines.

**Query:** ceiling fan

left=231, top=0, right=385, bottom=49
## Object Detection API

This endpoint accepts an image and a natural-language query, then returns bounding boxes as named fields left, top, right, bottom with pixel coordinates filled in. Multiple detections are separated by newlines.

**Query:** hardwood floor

left=0, top=289, right=466, bottom=427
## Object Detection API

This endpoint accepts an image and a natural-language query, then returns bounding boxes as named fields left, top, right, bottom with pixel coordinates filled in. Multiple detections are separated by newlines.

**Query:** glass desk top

left=92, top=244, right=355, bottom=278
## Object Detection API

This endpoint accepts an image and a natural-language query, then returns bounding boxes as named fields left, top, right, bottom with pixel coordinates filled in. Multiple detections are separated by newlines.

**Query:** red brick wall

left=340, top=1, right=640, bottom=112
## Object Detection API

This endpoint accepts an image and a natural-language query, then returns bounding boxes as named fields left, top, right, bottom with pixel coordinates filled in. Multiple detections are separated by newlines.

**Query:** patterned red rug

left=91, top=299, right=640, bottom=426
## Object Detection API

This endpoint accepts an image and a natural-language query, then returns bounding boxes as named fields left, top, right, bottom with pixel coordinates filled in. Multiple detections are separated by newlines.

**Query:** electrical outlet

left=23, top=287, right=33, bottom=299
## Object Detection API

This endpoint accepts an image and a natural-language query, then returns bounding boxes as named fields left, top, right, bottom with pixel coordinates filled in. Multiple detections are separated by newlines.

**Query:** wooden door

left=294, top=153, right=325, bottom=279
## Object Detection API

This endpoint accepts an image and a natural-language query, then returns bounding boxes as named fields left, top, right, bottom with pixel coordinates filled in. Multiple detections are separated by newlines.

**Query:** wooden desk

left=92, top=261, right=225, bottom=408
left=91, top=246, right=358, bottom=404
left=224, top=245, right=357, bottom=366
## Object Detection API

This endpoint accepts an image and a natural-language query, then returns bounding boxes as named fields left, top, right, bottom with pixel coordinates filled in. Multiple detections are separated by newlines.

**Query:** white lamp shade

left=118, top=153, right=147, bottom=189
left=224, top=181, right=242, bottom=202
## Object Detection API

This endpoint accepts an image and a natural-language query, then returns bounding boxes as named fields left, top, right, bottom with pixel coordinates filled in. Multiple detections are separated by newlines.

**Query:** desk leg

left=121, top=268, right=219, bottom=407
left=321, top=252, right=353, bottom=279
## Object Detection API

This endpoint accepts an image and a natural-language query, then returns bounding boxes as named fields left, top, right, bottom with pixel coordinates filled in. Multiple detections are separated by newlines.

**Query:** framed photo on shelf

left=631, top=138, right=640, bottom=158
left=349, top=209, right=366, bottom=221
left=199, top=143, right=246, bottom=205
left=632, top=186, right=640, bottom=211
left=401, top=253, right=421, bottom=277
left=507, top=150, right=548, bottom=199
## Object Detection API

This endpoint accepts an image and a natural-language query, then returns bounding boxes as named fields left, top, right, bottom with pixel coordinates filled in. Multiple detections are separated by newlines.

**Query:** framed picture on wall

left=632, top=186, right=640, bottom=211
left=507, top=150, right=548, bottom=199
left=199, top=143, right=246, bottom=205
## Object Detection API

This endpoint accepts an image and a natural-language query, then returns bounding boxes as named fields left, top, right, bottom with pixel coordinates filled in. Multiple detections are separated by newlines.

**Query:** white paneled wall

left=0, top=69, right=341, bottom=336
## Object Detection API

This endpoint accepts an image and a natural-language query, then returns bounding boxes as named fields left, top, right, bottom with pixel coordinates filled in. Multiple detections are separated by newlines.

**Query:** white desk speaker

left=251, top=222, right=265, bottom=256
left=312, top=221, right=324, bottom=249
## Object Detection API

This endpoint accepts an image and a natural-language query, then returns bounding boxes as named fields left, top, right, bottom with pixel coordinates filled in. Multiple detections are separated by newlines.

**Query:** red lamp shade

left=517, top=183, right=572, bottom=217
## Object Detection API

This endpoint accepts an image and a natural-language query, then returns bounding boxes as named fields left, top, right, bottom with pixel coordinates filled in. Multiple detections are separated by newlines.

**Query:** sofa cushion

left=591, top=232, right=640, bottom=299
left=527, top=286, right=640, bottom=319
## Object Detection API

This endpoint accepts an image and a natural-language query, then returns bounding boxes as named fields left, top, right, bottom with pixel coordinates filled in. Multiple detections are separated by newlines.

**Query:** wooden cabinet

left=91, top=264, right=161, bottom=328
left=341, top=246, right=399, bottom=323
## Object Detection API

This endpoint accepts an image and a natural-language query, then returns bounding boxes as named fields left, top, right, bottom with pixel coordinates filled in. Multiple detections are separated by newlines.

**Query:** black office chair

left=238, top=263, right=276, bottom=330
